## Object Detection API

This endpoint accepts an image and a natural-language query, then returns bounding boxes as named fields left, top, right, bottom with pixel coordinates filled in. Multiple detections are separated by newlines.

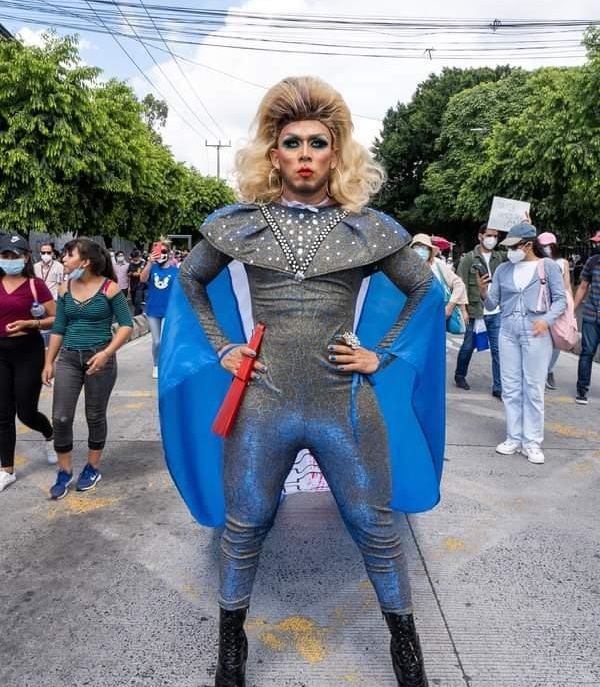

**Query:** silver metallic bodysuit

left=180, top=203, right=433, bottom=613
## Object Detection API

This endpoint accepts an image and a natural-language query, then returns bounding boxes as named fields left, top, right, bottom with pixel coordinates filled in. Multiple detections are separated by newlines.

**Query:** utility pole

left=205, top=140, right=231, bottom=179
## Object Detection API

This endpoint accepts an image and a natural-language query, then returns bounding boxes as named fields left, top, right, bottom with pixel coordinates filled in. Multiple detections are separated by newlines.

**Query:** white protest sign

left=487, top=196, right=531, bottom=232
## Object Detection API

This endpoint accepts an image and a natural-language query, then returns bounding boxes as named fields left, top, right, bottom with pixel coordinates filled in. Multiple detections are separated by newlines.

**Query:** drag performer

left=159, top=77, right=445, bottom=687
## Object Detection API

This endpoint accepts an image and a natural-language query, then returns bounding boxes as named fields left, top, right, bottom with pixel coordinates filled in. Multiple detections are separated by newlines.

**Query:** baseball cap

left=537, top=232, right=557, bottom=246
left=0, top=233, right=30, bottom=255
left=499, top=223, right=537, bottom=247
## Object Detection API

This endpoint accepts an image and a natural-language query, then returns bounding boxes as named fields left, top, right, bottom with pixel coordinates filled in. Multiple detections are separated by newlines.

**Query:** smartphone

left=151, top=241, right=163, bottom=260
left=471, top=262, right=488, bottom=277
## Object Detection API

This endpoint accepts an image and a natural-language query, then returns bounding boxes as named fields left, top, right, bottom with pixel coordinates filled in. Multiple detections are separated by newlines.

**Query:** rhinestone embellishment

left=259, top=204, right=348, bottom=280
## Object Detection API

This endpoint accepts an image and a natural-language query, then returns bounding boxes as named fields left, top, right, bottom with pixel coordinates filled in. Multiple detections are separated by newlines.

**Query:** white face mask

left=40, top=253, right=53, bottom=264
left=542, top=246, right=553, bottom=257
left=482, top=236, right=497, bottom=250
left=508, top=248, right=526, bottom=264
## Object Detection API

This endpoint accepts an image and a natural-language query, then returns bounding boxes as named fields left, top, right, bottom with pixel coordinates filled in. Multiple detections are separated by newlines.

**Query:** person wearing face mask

left=127, top=249, right=146, bottom=316
left=454, top=223, right=505, bottom=397
left=34, top=242, right=64, bottom=300
left=112, top=250, right=130, bottom=298
left=477, top=223, right=566, bottom=464
left=0, top=234, right=58, bottom=493
left=536, top=232, right=572, bottom=390
left=411, top=234, right=469, bottom=326
left=42, top=238, right=133, bottom=499
left=139, top=241, right=178, bottom=379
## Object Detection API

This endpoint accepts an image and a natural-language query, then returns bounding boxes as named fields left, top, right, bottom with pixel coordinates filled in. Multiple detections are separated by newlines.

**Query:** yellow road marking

left=444, top=537, right=466, bottom=551
left=180, top=583, right=200, bottom=602
left=47, top=493, right=119, bottom=517
left=252, top=616, right=327, bottom=664
left=547, top=423, right=600, bottom=441
left=571, top=461, right=595, bottom=475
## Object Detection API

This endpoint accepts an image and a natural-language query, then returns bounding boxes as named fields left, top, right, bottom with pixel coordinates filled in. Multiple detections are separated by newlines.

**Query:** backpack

left=536, top=260, right=579, bottom=351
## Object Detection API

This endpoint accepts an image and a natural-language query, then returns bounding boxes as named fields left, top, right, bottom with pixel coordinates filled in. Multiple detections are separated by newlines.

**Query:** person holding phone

left=477, top=223, right=566, bottom=464
left=0, top=233, right=58, bottom=493
left=43, top=238, right=133, bottom=500
left=139, top=241, right=178, bottom=379
left=454, top=223, right=505, bottom=397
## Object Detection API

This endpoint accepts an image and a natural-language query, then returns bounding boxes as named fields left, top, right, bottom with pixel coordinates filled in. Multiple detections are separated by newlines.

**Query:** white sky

left=16, top=1, right=599, bottom=181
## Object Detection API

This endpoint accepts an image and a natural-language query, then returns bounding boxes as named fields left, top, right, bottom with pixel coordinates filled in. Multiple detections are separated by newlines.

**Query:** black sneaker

left=545, top=372, right=557, bottom=390
left=455, top=377, right=470, bottom=391
left=575, top=394, right=589, bottom=405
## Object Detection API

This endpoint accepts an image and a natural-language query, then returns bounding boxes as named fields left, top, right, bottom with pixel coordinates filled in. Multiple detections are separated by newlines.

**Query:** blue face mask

left=68, top=266, right=85, bottom=281
left=413, top=246, right=430, bottom=261
left=0, top=258, right=25, bottom=275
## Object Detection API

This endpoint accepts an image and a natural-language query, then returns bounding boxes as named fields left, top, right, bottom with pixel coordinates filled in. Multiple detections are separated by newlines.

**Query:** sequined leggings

left=219, top=383, right=412, bottom=614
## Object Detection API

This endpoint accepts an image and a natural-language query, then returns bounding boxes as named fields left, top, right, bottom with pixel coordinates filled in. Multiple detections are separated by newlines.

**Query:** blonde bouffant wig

left=235, top=76, right=385, bottom=213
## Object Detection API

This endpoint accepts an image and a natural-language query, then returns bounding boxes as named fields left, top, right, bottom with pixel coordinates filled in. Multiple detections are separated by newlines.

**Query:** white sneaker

left=152, top=366, right=159, bottom=380
left=496, top=439, right=522, bottom=455
left=522, top=445, right=545, bottom=464
left=45, top=440, right=58, bottom=465
left=0, top=470, right=16, bottom=492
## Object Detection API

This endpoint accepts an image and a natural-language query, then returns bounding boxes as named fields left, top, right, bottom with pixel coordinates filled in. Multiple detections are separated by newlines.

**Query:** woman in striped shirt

left=42, top=239, right=133, bottom=500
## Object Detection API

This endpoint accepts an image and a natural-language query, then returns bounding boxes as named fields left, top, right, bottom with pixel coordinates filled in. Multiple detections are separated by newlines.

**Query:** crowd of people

left=1, top=223, right=598, bottom=490
left=0, top=235, right=184, bottom=495
left=1, top=74, right=599, bottom=687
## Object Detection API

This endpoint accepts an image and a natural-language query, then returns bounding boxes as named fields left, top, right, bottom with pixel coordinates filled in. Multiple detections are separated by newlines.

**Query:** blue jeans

left=499, top=314, right=553, bottom=448
left=147, top=316, right=164, bottom=366
left=577, top=320, right=600, bottom=396
left=455, top=312, right=502, bottom=393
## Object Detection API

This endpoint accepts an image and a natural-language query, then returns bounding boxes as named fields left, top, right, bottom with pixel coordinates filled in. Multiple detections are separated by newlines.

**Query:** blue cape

left=159, top=265, right=446, bottom=527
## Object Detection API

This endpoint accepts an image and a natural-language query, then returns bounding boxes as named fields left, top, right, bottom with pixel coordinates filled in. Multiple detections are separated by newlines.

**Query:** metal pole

left=205, top=140, right=231, bottom=179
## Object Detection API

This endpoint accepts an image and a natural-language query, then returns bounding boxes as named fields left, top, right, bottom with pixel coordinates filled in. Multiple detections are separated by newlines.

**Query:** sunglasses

left=40, top=251, right=53, bottom=255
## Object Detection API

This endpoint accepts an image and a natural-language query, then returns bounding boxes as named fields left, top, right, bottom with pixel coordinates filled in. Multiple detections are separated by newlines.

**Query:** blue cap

left=500, top=222, right=537, bottom=247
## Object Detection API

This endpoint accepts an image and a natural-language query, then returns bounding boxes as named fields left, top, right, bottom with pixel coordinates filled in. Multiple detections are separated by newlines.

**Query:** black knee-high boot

left=383, top=612, right=428, bottom=687
left=215, top=607, right=248, bottom=687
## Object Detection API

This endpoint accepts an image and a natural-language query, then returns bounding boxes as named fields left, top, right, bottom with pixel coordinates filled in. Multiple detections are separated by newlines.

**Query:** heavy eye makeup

left=280, top=135, right=330, bottom=150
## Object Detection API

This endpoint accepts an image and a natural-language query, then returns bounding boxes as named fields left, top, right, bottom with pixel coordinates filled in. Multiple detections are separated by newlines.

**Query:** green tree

left=141, top=92, right=168, bottom=131
left=416, top=72, right=531, bottom=227
left=0, top=32, right=99, bottom=232
left=458, top=61, right=600, bottom=242
left=372, top=65, right=515, bottom=228
left=0, top=33, right=233, bottom=241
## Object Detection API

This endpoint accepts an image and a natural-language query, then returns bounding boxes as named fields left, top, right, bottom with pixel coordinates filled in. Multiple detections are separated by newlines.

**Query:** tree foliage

left=372, top=66, right=515, bottom=227
left=374, top=34, right=600, bottom=244
left=0, top=33, right=234, bottom=240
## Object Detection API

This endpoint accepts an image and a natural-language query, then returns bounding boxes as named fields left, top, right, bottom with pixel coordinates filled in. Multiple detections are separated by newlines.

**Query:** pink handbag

left=536, top=260, right=580, bottom=351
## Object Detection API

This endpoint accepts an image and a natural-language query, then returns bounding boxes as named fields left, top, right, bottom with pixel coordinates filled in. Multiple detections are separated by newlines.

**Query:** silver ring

left=340, top=331, right=361, bottom=350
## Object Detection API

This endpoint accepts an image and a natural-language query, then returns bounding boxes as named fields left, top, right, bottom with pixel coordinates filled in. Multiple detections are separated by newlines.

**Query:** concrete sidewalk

left=1, top=335, right=599, bottom=686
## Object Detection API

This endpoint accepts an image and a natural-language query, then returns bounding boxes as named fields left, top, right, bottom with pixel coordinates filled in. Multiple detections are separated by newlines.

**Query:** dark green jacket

left=457, top=245, right=505, bottom=319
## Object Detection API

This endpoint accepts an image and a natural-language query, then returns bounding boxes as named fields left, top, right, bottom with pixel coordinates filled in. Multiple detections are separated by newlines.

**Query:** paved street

left=2, top=333, right=599, bottom=687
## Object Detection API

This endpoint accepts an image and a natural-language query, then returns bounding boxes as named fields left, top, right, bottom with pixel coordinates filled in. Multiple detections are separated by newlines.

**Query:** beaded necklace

left=259, top=203, right=348, bottom=282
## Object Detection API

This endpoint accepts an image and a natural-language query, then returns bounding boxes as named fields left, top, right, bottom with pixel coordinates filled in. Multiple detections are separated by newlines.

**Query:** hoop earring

left=268, top=167, right=283, bottom=195
left=327, top=167, right=342, bottom=197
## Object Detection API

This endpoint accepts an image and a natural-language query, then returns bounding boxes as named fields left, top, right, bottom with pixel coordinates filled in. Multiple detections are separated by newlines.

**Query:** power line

left=106, top=0, right=219, bottom=139
left=81, top=0, right=208, bottom=143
